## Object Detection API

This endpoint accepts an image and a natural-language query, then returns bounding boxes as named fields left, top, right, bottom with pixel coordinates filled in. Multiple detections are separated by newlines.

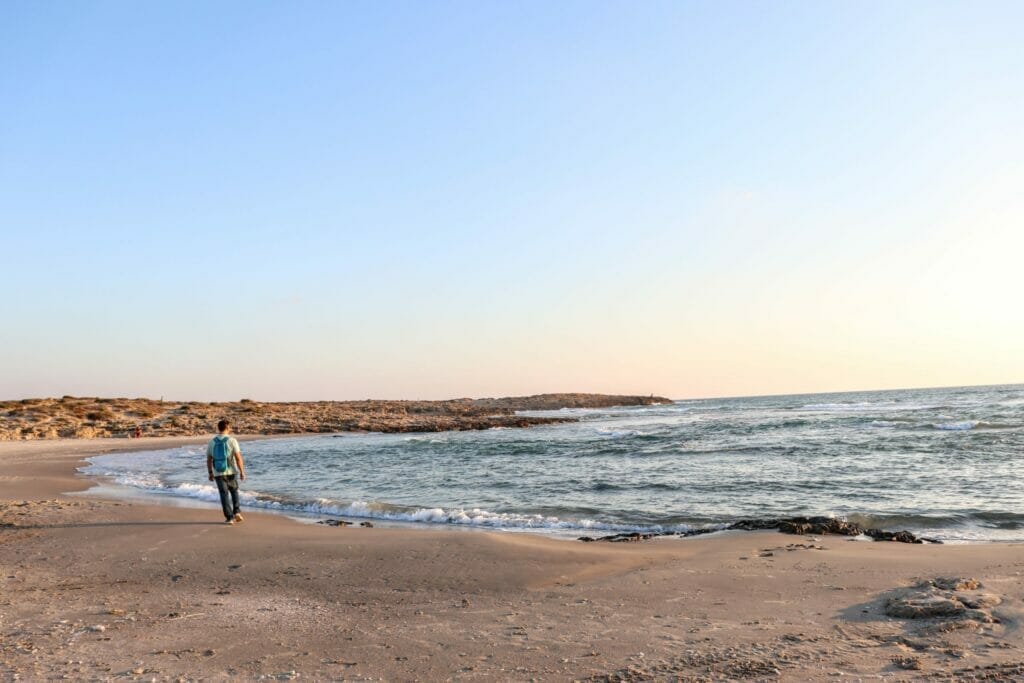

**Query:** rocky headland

left=0, top=393, right=671, bottom=440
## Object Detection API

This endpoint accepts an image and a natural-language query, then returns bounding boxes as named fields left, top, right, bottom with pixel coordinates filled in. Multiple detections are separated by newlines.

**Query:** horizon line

left=5, top=380, right=1022, bottom=405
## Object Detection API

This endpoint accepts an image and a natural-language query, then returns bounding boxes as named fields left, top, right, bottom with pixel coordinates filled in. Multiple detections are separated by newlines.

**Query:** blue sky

left=2, top=2, right=1022, bottom=400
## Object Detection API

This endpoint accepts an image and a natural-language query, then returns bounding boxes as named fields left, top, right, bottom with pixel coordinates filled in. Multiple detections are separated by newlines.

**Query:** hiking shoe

left=233, top=513, right=245, bottom=523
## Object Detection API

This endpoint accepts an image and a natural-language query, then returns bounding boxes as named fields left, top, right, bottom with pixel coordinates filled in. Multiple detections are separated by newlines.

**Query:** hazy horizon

left=6, top=380, right=1023, bottom=405
left=3, top=2, right=1022, bottom=402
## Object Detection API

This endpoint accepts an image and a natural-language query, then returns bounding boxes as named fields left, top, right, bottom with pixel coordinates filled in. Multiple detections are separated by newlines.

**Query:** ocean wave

left=933, top=421, right=979, bottom=431
left=594, top=428, right=646, bottom=438
left=85, top=462, right=712, bottom=534
left=842, top=511, right=1024, bottom=535
left=802, top=402, right=877, bottom=411
left=111, top=472, right=164, bottom=489
left=588, top=481, right=679, bottom=493
left=800, top=402, right=936, bottom=412
left=863, top=419, right=1016, bottom=431
left=82, top=460, right=1024, bottom=542
left=841, top=512, right=962, bottom=530
left=402, top=435, right=449, bottom=444
left=962, top=420, right=1018, bottom=430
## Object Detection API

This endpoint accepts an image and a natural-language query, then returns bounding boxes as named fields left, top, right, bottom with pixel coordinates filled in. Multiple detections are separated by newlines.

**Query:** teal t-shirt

left=207, top=435, right=241, bottom=475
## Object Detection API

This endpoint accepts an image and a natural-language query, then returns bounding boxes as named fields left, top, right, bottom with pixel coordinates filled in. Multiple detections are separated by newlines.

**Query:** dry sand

left=2, top=438, right=1023, bottom=681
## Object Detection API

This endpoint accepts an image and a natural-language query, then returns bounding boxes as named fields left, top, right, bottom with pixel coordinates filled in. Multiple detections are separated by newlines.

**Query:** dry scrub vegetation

left=0, top=394, right=670, bottom=440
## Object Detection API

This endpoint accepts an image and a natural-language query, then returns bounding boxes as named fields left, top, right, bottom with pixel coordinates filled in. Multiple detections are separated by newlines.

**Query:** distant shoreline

left=1, top=393, right=671, bottom=440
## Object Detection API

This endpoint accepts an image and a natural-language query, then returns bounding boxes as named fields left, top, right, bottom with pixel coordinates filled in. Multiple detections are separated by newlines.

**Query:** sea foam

left=83, top=457, right=709, bottom=534
left=932, top=421, right=979, bottom=431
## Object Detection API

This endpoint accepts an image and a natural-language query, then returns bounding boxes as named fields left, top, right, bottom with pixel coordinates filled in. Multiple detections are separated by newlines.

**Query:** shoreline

left=71, top=436, right=1017, bottom=546
left=3, top=439, right=1024, bottom=680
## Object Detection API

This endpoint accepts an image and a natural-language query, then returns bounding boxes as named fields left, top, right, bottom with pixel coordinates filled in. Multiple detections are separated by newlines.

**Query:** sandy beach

left=2, top=438, right=1023, bottom=681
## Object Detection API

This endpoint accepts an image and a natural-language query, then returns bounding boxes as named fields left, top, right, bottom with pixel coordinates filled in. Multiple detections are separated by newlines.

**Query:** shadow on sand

left=1, top=520, right=224, bottom=530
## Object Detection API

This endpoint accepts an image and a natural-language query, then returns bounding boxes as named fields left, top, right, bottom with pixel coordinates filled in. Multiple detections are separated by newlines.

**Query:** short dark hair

left=217, top=419, right=229, bottom=432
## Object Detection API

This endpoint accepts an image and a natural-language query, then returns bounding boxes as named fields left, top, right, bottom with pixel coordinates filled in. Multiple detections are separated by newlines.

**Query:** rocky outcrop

left=578, top=527, right=719, bottom=543
left=0, top=393, right=671, bottom=440
left=578, top=532, right=656, bottom=543
left=864, top=529, right=922, bottom=543
left=729, top=516, right=863, bottom=536
left=727, top=516, right=941, bottom=543
left=884, top=577, right=1000, bottom=626
left=578, top=516, right=942, bottom=544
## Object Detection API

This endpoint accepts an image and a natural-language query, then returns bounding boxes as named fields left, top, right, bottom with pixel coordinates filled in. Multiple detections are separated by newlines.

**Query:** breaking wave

left=594, top=427, right=645, bottom=438
left=82, top=461, right=709, bottom=534
left=933, top=421, right=979, bottom=431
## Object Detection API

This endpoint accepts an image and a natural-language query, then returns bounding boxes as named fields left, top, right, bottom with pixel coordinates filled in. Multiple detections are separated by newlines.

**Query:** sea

left=81, top=384, right=1024, bottom=543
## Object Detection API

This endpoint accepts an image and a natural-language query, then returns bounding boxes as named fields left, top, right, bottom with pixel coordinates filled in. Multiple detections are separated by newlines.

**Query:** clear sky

left=2, top=1, right=1022, bottom=401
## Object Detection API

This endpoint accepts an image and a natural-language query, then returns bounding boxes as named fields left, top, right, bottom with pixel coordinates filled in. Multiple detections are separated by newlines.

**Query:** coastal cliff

left=0, top=393, right=671, bottom=440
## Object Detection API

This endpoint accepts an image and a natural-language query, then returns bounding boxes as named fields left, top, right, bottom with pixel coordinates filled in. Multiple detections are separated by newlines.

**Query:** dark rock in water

left=359, top=521, right=374, bottom=528
left=677, top=527, right=719, bottom=538
left=318, top=519, right=352, bottom=527
left=580, top=526, right=720, bottom=543
left=866, top=528, right=922, bottom=544
left=577, top=516, right=941, bottom=545
left=605, top=532, right=655, bottom=543
left=729, top=516, right=860, bottom=536
left=582, top=532, right=656, bottom=543
left=727, top=518, right=781, bottom=531
left=782, top=518, right=861, bottom=536
left=726, top=516, right=939, bottom=543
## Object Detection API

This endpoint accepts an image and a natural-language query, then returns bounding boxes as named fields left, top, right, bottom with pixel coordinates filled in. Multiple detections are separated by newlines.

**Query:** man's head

left=217, top=419, right=230, bottom=434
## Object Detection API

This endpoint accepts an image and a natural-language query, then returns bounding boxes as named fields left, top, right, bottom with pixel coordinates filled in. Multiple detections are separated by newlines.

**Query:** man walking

left=207, top=419, right=246, bottom=524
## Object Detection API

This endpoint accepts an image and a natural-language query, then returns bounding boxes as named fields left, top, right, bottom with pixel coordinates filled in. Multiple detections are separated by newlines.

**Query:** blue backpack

left=211, top=436, right=233, bottom=474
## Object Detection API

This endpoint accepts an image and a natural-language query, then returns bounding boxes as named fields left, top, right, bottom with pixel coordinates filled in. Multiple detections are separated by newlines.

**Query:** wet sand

left=2, top=438, right=1023, bottom=681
